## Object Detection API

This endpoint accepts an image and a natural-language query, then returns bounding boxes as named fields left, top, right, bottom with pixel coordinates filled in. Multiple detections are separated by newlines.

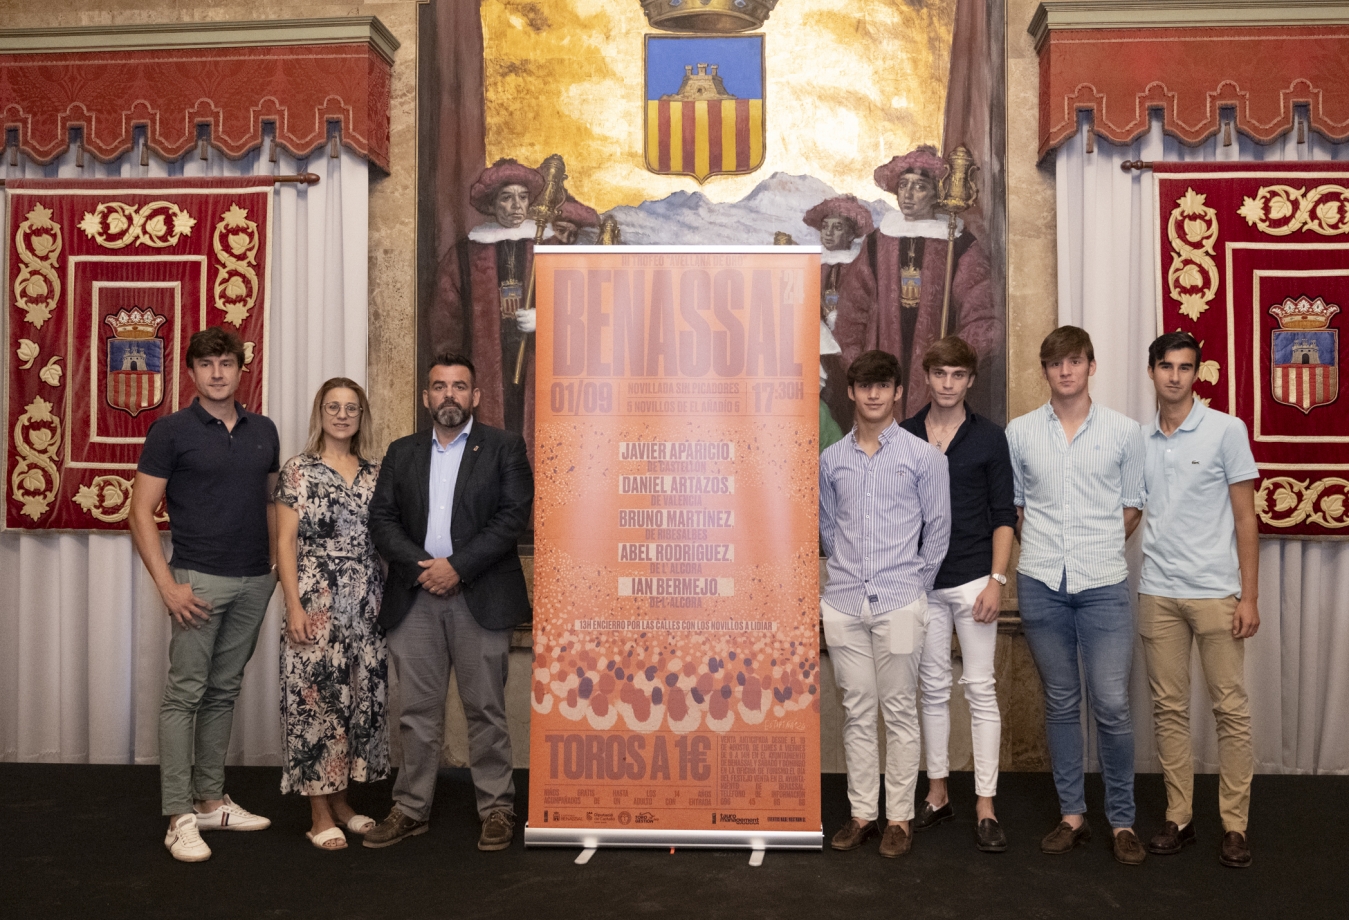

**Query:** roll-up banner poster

left=526, top=246, right=823, bottom=850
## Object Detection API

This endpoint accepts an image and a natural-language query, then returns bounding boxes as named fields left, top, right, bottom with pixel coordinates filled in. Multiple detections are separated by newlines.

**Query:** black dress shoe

left=913, top=801, right=955, bottom=831
left=1148, top=820, right=1197, bottom=855
left=976, top=818, right=1008, bottom=853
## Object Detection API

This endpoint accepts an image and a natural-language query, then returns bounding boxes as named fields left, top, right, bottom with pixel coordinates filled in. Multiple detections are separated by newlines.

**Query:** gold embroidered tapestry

left=1154, top=163, right=1348, bottom=537
left=5, top=177, right=273, bottom=530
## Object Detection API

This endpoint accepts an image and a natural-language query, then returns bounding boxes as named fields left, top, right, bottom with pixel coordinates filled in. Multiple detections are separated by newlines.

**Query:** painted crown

left=641, top=0, right=778, bottom=33
left=105, top=307, right=166, bottom=339
left=1269, top=296, right=1340, bottom=330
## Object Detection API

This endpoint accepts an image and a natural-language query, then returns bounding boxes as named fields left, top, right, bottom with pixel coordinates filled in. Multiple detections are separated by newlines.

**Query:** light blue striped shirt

left=425, top=416, right=472, bottom=559
left=1007, top=401, right=1144, bottom=594
left=819, top=420, right=951, bottom=615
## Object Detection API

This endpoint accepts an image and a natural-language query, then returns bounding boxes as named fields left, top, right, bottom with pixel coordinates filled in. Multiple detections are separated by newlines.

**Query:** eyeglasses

left=323, top=402, right=363, bottom=417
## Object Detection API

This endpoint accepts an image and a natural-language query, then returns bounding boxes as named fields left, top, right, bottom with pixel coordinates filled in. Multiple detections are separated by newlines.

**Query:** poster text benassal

left=547, top=257, right=806, bottom=381
left=527, top=248, right=822, bottom=847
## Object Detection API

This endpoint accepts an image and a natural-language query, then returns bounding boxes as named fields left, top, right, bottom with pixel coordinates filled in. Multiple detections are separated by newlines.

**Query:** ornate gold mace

left=515, top=153, right=570, bottom=385
left=597, top=215, right=622, bottom=245
left=936, top=145, right=979, bottom=339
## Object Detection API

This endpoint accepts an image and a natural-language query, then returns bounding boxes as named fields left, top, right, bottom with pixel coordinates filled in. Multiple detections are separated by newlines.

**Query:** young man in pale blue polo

left=1138, top=331, right=1260, bottom=869
left=1006, top=325, right=1148, bottom=865
left=130, top=327, right=279, bottom=862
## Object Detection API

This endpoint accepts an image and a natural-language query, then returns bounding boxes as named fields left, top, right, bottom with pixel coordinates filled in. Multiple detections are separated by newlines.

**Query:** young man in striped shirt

left=820, top=349, right=951, bottom=859
left=1006, top=326, right=1147, bottom=865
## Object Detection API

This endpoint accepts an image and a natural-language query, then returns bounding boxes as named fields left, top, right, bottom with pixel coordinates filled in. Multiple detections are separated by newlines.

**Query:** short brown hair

left=846, top=350, right=901, bottom=388
left=305, top=377, right=373, bottom=461
left=185, top=326, right=245, bottom=368
left=922, top=336, right=978, bottom=375
left=1039, top=325, right=1095, bottom=366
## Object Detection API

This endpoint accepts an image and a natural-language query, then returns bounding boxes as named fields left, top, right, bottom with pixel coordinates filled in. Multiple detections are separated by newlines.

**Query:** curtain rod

left=1121, top=161, right=1154, bottom=172
left=0, top=173, right=320, bottom=186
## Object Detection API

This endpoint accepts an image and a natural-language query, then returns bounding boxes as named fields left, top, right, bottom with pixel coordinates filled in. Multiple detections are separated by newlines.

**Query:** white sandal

left=306, top=826, right=348, bottom=850
left=344, top=814, right=376, bottom=835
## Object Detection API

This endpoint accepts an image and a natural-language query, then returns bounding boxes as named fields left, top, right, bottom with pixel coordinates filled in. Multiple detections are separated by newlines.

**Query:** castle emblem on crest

left=645, top=35, right=765, bottom=183
left=105, top=307, right=166, bottom=417
left=1269, top=296, right=1339, bottom=414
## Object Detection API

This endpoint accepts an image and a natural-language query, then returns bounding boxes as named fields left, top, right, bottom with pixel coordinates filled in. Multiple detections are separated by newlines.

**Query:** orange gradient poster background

left=527, top=247, right=822, bottom=846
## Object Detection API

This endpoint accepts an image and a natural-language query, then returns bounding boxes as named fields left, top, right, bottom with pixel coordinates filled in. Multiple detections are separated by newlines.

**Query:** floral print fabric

left=274, top=454, right=388, bottom=795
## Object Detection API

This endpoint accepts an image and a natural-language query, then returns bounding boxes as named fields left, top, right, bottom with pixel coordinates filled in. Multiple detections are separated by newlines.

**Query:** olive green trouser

left=160, top=567, right=276, bottom=816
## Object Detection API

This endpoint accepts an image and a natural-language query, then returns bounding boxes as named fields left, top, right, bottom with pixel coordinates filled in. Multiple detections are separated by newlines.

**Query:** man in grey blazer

left=365, top=353, right=534, bottom=851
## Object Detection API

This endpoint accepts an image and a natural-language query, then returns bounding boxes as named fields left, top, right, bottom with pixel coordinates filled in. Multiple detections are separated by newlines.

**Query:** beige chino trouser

left=1137, top=593, right=1253, bottom=833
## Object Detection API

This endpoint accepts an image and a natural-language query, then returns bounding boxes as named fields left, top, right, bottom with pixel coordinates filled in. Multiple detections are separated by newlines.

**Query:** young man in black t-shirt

left=130, top=327, right=280, bottom=862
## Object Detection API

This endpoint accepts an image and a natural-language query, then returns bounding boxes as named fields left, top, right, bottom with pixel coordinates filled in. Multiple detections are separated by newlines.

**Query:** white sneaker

left=165, top=813, right=212, bottom=862
left=194, top=794, right=271, bottom=831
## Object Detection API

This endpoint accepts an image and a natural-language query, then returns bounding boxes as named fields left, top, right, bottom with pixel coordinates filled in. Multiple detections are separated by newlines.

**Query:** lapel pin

left=473, top=445, right=480, bottom=452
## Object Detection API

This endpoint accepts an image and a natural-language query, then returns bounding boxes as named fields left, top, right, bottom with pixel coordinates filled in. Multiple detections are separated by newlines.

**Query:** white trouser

left=920, top=576, right=1001, bottom=798
left=823, top=594, right=928, bottom=822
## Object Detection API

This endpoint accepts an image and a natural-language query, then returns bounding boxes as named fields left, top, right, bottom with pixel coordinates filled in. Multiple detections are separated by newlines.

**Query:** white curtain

left=1055, top=114, right=1349, bottom=774
left=0, top=136, right=369, bottom=765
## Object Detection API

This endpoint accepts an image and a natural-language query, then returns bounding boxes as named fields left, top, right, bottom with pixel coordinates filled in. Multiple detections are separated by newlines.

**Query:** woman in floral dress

left=275, top=378, right=387, bottom=850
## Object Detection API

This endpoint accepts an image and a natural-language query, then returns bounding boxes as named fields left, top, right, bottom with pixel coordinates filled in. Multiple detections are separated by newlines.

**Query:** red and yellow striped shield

left=645, top=36, right=765, bottom=184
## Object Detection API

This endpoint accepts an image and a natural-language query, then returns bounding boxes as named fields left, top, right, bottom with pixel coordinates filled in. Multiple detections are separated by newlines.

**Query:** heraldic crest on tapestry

left=4, top=178, right=274, bottom=531
left=1269, top=296, right=1338, bottom=415
left=104, top=307, right=167, bottom=418
left=1153, top=163, right=1349, bottom=537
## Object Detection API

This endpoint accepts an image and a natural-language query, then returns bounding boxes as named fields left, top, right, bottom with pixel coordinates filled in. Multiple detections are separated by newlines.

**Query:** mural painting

left=422, top=0, right=1006, bottom=437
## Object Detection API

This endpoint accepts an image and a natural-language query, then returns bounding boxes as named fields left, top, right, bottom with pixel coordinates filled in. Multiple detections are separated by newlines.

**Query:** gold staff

left=936, top=144, right=979, bottom=339
left=597, top=215, right=622, bottom=245
left=514, top=153, right=569, bottom=384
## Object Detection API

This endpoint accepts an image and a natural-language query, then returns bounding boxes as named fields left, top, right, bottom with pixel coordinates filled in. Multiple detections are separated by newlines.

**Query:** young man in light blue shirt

left=1006, top=325, right=1147, bottom=865
left=1138, top=331, right=1260, bottom=869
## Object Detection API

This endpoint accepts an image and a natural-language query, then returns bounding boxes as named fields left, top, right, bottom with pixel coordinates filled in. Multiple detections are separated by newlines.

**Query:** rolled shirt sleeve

left=1121, top=423, right=1146, bottom=509
left=818, top=452, right=838, bottom=558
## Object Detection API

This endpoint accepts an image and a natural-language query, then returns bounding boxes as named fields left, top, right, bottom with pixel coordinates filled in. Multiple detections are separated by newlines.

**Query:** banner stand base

left=525, top=825, right=823, bottom=851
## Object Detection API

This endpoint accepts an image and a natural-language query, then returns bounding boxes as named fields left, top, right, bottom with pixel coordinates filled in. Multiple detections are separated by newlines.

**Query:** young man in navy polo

left=130, top=327, right=280, bottom=862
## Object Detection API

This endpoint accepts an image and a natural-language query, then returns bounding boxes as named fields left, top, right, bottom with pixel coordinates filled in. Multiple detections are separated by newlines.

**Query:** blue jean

left=1018, top=573, right=1135, bottom=829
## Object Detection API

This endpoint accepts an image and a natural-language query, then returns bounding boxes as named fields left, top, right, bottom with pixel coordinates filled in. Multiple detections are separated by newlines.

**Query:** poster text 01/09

left=528, top=248, right=822, bottom=841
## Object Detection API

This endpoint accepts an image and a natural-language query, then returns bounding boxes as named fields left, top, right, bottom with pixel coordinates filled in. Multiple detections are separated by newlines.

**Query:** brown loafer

left=1113, top=828, right=1147, bottom=865
left=478, top=809, right=516, bottom=851
left=362, top=805, right=428, bottom=849
left=879, top=823, right=912, bottom=858
left=1041, top=818, right=1091, bottom=854
left=1220, top=830, right=1252, bottom=868
left=831, top=819, right=878, bottom=851
left=1148, top=820, right=1197, bottom=855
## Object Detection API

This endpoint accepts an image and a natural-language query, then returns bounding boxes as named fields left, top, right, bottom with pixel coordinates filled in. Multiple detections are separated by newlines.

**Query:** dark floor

left=1, top=764, right=1344, bottom=920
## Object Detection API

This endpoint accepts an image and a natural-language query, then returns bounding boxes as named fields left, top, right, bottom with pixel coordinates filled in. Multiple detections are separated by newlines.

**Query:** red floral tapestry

left=1154, top=162, right=1348, bottom=538
left=5, top=177, right=273, bottom=531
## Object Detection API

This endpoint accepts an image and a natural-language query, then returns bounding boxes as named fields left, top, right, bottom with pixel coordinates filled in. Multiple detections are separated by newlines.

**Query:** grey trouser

left=387, top=589, right=514, bottom=821
left=160, top=568, right=276, bottom=815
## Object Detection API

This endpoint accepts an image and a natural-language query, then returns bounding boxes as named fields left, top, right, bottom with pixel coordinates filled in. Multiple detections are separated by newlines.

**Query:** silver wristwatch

left=990, top=573, right=1008, bottom=586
